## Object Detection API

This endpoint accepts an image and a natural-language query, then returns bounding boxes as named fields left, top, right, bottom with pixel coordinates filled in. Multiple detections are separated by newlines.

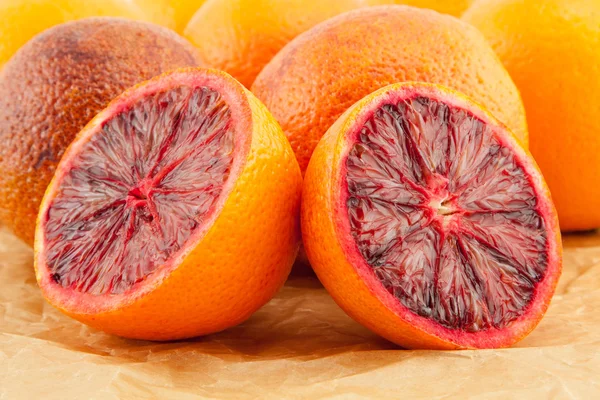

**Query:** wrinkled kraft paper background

left=1, top=227, right=599, bottom=399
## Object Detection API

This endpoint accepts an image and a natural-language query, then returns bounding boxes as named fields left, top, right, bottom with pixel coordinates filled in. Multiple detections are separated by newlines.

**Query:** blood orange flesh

left=303, top=83, right=561, bottom=349
left=346, top=96, right=547, bottom=332
left=43, top=86, right=234, bottom=296
left=35, top=69, right=302, bottom=340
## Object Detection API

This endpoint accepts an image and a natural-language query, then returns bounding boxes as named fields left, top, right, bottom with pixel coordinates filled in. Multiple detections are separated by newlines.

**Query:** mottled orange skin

left=183, top=0, right=388, bottom=88
left=463, top=0, right=600, bottom=232
left=252, top=5, right=528, bottom=173
left=0, top=18, right=202, bottom=247
left=302, top=82, right=561, bottom=350
left=35, top=69, right=302, bottom=341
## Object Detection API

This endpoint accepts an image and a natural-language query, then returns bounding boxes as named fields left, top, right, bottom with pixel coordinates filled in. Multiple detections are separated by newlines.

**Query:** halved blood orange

left=302, top=82, right=562, bottom=349
left=34, top=68, right=302, bottom=341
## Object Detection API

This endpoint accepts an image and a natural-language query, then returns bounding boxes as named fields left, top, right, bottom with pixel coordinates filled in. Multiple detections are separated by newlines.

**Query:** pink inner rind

left=43, top=86, right=234, bottom=296
left=345, top=96, right=548, bottom=333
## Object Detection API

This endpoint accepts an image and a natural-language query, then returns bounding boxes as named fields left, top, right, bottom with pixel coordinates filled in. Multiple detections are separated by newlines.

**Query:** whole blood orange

left=0, top=0, right=147, bottom=67
left=302, top=82, right=561, bottom=349
left=35, top=68, right=302, bottom=341
left=463, top=0, right=600, bottom=231
left=252, top=5, right=528, bottom=173
left=0, top=18, right=202, bottom=246
left=183, top=0, right=388, bottom=88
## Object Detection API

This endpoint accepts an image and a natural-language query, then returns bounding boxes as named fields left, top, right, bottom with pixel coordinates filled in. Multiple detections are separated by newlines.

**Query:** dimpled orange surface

left=463, top=0, right=600, bottom=232
left=252, top=5, right=528, bottom=173
left=34, top=69, right=302, bottom=340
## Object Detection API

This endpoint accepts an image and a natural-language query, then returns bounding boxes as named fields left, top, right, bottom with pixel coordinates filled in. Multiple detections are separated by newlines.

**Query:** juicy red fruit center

left=44, top=86, right=234, bottom=296
left=346, top=97, right=548, bottom=333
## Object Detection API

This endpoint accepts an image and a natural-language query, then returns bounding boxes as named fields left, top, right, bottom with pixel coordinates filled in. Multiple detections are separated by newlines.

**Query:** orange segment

left=35, top=69, right=302, bottom=340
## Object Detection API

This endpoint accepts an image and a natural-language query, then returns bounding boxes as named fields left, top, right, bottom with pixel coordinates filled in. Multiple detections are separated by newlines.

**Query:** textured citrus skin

left=252, top=5, right=528, bottom=173
left=132, top=0, right=207, bottom=32
left=393, top=0, right=473, bottom=16
left=35, top=69, right=302, bottom=341
left=302, top=82, right=561, bottom=349
left=463, top=0, right=600, bottom=232
left=0, top=0, right=148, bottom=67
left=0, top=18, right=202, bottom=247
left=184, top=0, right=388, bottom=88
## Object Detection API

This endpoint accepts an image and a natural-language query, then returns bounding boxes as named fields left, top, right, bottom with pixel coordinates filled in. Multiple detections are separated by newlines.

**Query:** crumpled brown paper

left=1, top=227, right=599, bottom=399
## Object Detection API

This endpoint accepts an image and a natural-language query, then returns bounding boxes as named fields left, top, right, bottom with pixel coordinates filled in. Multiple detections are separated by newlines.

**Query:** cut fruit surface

left=302, top=82, right=561, bottom=349
left=45, top=86, right=234, bottom=296
left=35, top=68, right=302, bottom=341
